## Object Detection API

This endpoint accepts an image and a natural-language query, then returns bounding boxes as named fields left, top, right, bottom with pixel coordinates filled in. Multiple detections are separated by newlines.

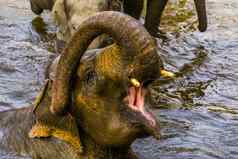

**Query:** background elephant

left=29, top=0, right=123, bottom=52
left=29, top=0, right=207, bottom=45
left=52, top=0, right=122, bottom=49
left=123, top=0, right=208, bottom=37
left=0, top=12, right=162, bottom=159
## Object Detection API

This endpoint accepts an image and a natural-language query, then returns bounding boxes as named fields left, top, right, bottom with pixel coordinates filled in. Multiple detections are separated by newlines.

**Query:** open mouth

left=124, top=86, right=156, bottom=127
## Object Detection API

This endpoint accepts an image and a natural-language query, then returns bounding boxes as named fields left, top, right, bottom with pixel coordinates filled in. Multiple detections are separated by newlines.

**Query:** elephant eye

left=85, top=70, right=96, bottom=85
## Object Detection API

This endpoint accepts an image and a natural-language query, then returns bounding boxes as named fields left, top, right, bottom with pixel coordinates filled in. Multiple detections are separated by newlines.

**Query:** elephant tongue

left=128, top=86, right=156, bottom=126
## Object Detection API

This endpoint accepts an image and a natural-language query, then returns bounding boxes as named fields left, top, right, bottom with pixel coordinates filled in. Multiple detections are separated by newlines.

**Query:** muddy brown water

left=0, top=0, right=238, bottom=159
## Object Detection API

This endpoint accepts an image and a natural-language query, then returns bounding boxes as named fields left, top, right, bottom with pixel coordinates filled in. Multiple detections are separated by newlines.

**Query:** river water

left=0, top=0, right=238, bottom=159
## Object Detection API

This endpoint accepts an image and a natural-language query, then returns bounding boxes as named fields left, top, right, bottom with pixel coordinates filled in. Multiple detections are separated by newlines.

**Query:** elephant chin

left=124, top=86, right=160, bottom=140
left=194, top=0, right=208, bottom=32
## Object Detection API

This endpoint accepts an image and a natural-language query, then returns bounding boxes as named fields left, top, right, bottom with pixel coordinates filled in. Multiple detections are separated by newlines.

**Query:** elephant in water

left=29, top=0, right=123, bottom=52
left=29, top=0, right=207, bottom=50
left=0, top=11, right=167, bottom=159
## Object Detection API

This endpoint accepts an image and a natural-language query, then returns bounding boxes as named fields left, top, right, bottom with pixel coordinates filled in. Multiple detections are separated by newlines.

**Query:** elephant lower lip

left=125, top=86, right=156, bottom=127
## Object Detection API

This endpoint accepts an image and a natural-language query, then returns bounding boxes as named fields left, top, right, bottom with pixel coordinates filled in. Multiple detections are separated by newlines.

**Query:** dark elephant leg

left=194, top=0, right=207, bottom=32
left=30, top=0, right=55, bottom=15
left=30, top=0, right=43, bottom=15
left=123, top=0, right=144, bottom=19
left=145, top=0, right=168, bottom=37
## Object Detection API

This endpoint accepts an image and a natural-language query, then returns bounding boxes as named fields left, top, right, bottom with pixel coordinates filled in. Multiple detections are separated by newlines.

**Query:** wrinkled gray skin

left=123, top=0, right=207, bottom=37
left=0, top=12, right=162, bottom=159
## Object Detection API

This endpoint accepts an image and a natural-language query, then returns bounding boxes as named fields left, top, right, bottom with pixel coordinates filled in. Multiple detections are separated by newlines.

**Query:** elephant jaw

left=125, top=86, right=156, bottom=127
left=124, top=86, right=160, bottom=140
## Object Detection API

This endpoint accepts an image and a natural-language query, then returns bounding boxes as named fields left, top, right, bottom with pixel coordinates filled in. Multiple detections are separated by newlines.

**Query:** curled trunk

left=50, top=11, right=163, bottom=115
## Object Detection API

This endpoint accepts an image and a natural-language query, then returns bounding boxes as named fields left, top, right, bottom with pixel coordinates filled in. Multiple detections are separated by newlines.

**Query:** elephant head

left=50, top=11, right=164, bottom=146
left=31, top=11, right=167, bottom=153
left=30, top=0, right=55, bottom=15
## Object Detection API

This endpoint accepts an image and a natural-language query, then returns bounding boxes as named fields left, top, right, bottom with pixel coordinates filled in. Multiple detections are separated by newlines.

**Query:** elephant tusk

left=160, top=70, right=175, bottom=78
left=130, top=70, right=175, bottom=87
left=130, top=78, right=141, bottom=87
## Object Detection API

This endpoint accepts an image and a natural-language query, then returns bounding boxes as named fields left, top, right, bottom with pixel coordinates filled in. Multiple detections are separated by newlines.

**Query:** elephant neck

left=80, top=131, right=137, bottom=159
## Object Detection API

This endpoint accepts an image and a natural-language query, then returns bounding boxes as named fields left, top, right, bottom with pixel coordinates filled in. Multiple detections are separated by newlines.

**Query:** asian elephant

left=123, top=0, right=208, bottom=37
left=0, top=12, right=165, bottom=159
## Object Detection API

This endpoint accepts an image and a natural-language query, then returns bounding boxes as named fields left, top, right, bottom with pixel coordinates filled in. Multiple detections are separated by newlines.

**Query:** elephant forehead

left=95, top=45, right=125, bottom=81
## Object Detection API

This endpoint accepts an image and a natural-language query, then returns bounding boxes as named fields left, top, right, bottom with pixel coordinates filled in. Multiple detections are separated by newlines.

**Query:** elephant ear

left=29, top=79, right=83, bottom=154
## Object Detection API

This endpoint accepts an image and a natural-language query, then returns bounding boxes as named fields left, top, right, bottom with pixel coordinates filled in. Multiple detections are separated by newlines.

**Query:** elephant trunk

left=50, top=11, right=163, bottom=115
left=194, top=0, right=207, bottom=32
